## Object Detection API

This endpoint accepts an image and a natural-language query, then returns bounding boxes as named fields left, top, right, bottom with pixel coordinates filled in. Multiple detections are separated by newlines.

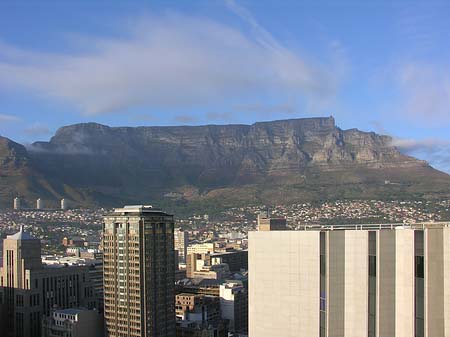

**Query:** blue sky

left=1, top=0, right=450, bottom=170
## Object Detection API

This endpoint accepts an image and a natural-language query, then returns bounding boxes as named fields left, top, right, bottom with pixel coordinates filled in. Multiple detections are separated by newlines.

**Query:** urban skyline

left=2, top=204, right=450, bottom=336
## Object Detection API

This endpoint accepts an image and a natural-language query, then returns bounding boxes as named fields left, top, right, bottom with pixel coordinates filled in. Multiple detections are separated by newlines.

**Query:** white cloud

left=396, top=63, right=450, bottom=125
left=174, top=115, right=198, bottom=124
left=23, top=123, right=51, bottom=136
left=233, top=103, right=296, bottom=115
left=391, top=137, right=450, bottom=151
left=392, top=137, right=450, bottom=172
left=0, top=10, right=340, bottom=115
left=206, top=112, right=233, bottom=121
left=0, top=113, right=20, bottom=123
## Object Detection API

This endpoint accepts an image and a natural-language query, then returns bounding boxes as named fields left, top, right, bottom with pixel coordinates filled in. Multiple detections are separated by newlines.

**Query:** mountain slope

left=0, top=136, right=62, bottom=208
left=2, top=117, right=450, bottom=211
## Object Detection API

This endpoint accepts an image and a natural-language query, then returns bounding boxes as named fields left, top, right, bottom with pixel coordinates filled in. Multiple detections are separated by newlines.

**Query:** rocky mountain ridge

left=0, top=117, right=448, bottom=212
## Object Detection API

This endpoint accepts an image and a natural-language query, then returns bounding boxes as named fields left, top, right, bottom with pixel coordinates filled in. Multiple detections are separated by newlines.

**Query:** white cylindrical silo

left=13, top=197, right=21, bottom=210
left=36, top=198, right=43, bottom=210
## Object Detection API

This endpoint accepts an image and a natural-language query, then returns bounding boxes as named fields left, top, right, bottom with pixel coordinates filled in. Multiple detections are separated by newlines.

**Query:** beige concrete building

left=256, top=212, right=287, bottom=231
left=187, top=243, right=215, bottom=256
left=186, top=253, right=230, bottom=280
left=0, top=226, right=96, bottom=337
left=103, top=205, right=175, bottom=337
left=249, top=223, right=450, bottom=337
left=186, top=253, right=206, bottom=278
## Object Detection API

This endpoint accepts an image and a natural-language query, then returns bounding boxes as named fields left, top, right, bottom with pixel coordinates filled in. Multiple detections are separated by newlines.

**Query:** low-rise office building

left=220, top=281, right=248, bottom=334
left=186, top=253, right=230, bottom=280
left=41, top=308, right=103, bottom=337
left=175, top=293, right=227, bottom=337
left=210, top=250, right=248, bottom=272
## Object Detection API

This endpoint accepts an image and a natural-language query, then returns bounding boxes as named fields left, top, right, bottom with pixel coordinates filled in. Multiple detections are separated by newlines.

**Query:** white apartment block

left=187, top=242, right=215, bottom=255
left=249, top=223, right=450, bottom=337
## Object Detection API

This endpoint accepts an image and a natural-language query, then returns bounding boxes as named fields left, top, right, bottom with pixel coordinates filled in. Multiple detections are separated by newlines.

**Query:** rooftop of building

left=257, top=215, right=286, bottom=220
left=42, top=255, right=103, bottom=266
left=177, top=278, right=223, bottom=287
left=221, top=280, right=245, bottom=288
left=211, top=249, right=248, bottom=256
left=53, top=308, right=85, bottom=315
left=6, top=225, right=37, bottom=241
left=176, top=293, right=197, bottom=297
left=257, top=210, right=286, bottom=219
left=107, top=204, right=172, bottom=217
left=296, top=222, right=450, bottom=231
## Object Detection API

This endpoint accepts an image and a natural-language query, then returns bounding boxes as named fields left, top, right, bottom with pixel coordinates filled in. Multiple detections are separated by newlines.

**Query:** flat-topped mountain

left=1, top=117, right=450, bottom=212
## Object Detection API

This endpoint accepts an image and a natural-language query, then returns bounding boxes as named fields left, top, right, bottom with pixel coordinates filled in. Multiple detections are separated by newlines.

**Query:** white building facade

left=174, top=229, right=189, bottom=263
left=187, top=242, right=215, bottom=256
left=220, top=281, right=248, bottom=334
left=249, top=223, right=450, bottom=337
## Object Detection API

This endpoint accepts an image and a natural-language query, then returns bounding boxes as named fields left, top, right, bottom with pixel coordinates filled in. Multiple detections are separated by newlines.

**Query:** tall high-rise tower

left=1, top=225, right=43, bottom=288
left=103, top=205, right=175, bottom=337
left=174, top=229, right=188, bottom=263
left=0, top=226, right=96, bottom=337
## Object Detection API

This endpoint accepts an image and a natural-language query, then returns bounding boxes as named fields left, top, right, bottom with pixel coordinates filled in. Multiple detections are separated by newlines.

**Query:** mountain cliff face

left=2, top=117, right=450, bottom=211
left=0, top=136, right=57, bottom=208
left=0, top=136, right=29, bottom=170
left=0, top=136, right=30, bottom=201
left=0, top=137, right=89, bottom=208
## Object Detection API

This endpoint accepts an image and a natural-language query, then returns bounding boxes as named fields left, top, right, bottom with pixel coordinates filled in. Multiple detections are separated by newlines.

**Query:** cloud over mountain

left=0, top=113, right=20, bottom=122
left=397, top=63, right=450, bottom=125
left=0, top=11, right=340, bottom=115
left=392, top=137, right=450, bottom=172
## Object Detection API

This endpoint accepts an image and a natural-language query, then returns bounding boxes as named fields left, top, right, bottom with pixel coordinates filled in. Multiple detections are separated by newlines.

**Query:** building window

left=16, top=294, right=24, bottom=307
left=368, top=231, right=376, bottom=337
left=415, top=230, right=424, bottom=337
left=320, top=231, right=326, bottom=337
